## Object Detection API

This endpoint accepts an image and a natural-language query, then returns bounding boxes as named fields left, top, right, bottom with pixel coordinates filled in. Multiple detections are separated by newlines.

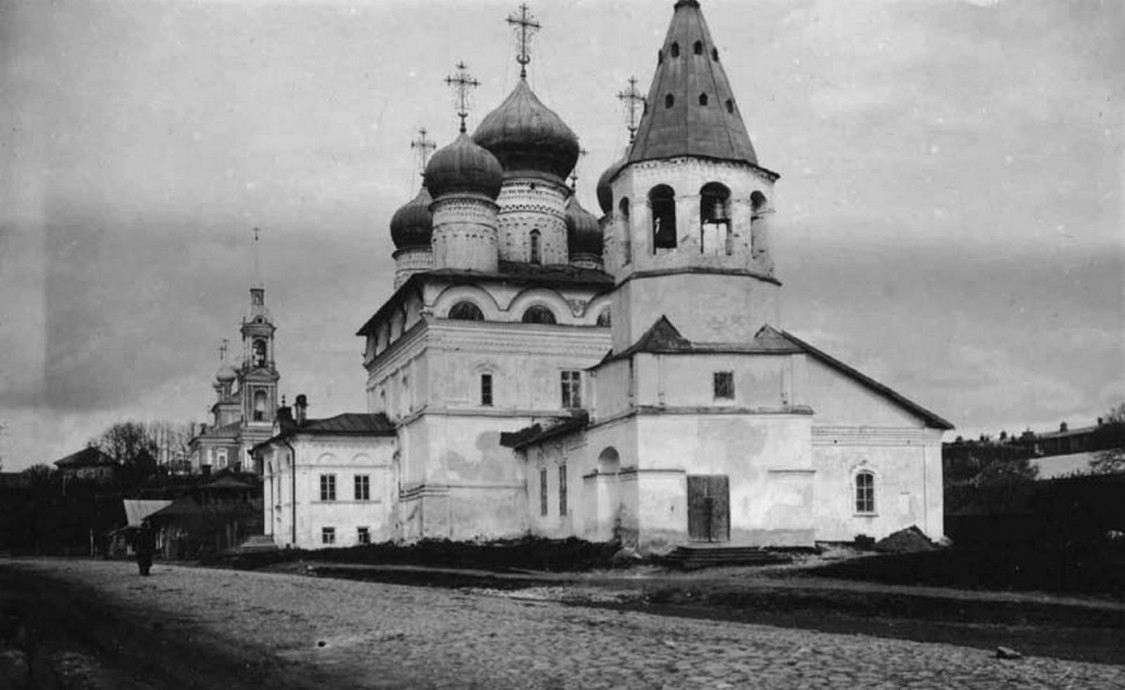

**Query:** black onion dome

left=424, top=133, right=503, bottom=200
left=595, top=156, right=627, bottom=214
left=566, top=194, right=603, bottom=257
left=473, top=79, right=580, bottom=185
left=390, top=186, right=434, bottom=249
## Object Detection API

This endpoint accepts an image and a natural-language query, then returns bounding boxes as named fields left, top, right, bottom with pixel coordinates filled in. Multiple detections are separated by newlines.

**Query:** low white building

left=255, top=397, right=397, bottom=549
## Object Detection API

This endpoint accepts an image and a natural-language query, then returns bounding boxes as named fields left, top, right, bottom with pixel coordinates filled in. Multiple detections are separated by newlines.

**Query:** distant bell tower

left=604, top=0, right=781, bottom=352
left=238, top=228, right=280, bottom=424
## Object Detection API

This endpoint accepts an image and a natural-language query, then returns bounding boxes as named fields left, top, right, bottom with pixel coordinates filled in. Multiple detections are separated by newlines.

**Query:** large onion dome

left=473, top=79, right=580, bottom=185
left=389, top=186, right=433, bottom=249
left=595, top=155, right=627, bottom=214
left=424, top=133, right=503, bottom=200
left=565, top=194, right=603, bottom=257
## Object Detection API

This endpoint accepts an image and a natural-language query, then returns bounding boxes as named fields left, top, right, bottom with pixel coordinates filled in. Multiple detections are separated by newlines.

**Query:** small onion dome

left=215, top=363, right=238, bottom=382
left=473, top=79, right=580, bottom=185
left=595, top=156, right=627, bottom=214
left=389, top=186, right=433, bottom=249
left=423, top=133, right=503, bottom=200
left=565, top=194, right=603, bottom=257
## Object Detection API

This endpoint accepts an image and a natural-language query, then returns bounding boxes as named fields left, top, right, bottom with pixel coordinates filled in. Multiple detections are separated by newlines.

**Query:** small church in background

left=252, top=0, right=952, bottom=552
left=190, top=250, right=281, bottom=475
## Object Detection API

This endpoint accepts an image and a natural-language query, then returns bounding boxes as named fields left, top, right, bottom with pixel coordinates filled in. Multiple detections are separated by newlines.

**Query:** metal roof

left=628, top=0, right=758, bottom=166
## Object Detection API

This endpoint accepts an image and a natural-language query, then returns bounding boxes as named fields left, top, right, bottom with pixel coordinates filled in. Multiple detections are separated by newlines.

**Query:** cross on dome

left=410, top=127, right=436, bottom=177
left=444, top=62, right=481, bottom=134
left=617, top=76, right=645, bottom=144
left=506, top=3, right=540, bottom=80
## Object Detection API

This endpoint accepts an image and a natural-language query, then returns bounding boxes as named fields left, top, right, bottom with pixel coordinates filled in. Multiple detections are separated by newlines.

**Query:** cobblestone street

left=6, top=560, right=1123, bottom=688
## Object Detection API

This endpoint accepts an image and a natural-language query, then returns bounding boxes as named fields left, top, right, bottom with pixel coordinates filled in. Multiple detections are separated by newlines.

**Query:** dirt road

left=2, top=559, right=1122, bottom=689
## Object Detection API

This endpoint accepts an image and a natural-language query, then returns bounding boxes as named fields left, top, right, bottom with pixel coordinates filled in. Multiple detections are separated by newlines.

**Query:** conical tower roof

left=628, top=0, right=757, bottom=166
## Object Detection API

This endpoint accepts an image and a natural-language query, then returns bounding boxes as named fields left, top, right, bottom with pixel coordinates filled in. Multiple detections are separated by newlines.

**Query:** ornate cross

left=444, top=62, right=481, bottom=133
left=219, top=338, right=229, bottom=362
left=410, top=127, right=436, bottom=176
left=252, top=227, right=260, bottom=242
left=506, top=3, right=541, bottom=79
left=617, top=76, right=645, bottom=143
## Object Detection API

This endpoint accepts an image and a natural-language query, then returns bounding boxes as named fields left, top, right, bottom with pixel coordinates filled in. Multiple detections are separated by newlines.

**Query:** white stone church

left=253, top=0, right=951, bottom=552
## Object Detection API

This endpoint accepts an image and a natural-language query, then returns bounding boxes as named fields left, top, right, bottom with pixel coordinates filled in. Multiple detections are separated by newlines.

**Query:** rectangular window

left=481, top=373, right=493, bottom=406
left=321, top=527, right=336, bottom=545
left=320, top=474, right=336, bottom=501
left=540, top=468, right=548, bottom=516
left=354, top=475, right=370, bottom=501
left=357, top=526, right=370, bottom=545
left=558, top=465, right=567, bottom=516
left=561, top=371, right=582, bottom=409
left=855, top=472, right=875, bottom=514
left=713, top=371, right=734, bottom=400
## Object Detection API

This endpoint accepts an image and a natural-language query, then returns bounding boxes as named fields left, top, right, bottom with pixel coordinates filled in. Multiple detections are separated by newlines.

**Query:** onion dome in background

left=423, top=133, right=504, bottom=200
left=389, top=186, right=434, bottom=249
left=473, top=79, right=580, bottom=186
left=215, top=363, right=238, bottom=383
left=565, top=193, right=603, bottom=257
left=595, top=155, right=628, bottom=214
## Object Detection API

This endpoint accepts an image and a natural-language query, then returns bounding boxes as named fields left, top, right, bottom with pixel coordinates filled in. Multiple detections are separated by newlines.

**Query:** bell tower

left=238, top=228, right=280, bottom=425
left=605, top=0, right=781, bottom=352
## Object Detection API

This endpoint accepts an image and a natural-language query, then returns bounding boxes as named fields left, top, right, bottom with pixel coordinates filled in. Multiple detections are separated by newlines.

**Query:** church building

left=191, top=240, right=282, bottom=475
left=254, top=0, right=951, bottom=551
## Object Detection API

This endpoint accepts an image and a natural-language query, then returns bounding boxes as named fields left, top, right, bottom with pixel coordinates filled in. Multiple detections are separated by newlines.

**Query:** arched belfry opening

left=649, top=185, right=677, bottom=252
left=700, top=182, right=732, bottom=255
left=618, top=197, right=632, bottom=264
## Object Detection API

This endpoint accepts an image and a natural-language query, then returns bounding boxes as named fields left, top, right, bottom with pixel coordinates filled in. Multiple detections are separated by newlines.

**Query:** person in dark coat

left=136, top=519, right=156, bottom=576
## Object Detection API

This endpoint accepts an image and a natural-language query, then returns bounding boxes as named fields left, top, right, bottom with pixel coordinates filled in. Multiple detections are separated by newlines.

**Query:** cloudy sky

left=1, top=0, right=1121, bottom=471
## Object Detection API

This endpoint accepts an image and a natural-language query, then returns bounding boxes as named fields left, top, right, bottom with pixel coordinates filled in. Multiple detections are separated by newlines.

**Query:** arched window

left=670, top=42, right=680, bottom=58
left=725, top=99, right=734, bottom=114
left=216, top=448, right=228, bottom=469
left=596, top=308, right=611, bottom=327
left=855, top=471, right=875, bottom=514
left=529, top=229, right=541, bottom=265
left=665, top=93, right=675, bottom=109
left=649, top=185, right=677, bottom=251
left=448, top=301, right=484, bottom=321
left=700, top=182, right=732, bottom=255
left=693, top=40, right=703, bottom=55
left=711, top=47, right=719, bottom=61
left=698, top=92, right=709, bottom=106
left=597, top=447, right=620, bottom=474
left=751, top=190, right=768, bottom=215
left=253, top=339, right=267, bottom=368
left=253, top=389, right=268, bottom=421
left=521, top=305, right=557, bottom=324
left=657, top=49, right=663, bottom=64
left=619, top=198, right=632, bottom=264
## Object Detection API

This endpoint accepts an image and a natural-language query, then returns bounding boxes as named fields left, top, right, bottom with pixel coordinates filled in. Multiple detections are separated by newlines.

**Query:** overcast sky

left=1, top=0, right=1122, bottom=472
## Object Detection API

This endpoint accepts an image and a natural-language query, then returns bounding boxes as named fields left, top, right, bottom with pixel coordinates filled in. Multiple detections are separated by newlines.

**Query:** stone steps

left=662, top=545, right=792, bottom=570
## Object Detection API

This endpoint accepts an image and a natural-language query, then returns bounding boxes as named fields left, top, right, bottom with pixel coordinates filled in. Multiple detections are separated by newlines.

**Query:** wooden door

left=687, top=475, right=730, bottom=542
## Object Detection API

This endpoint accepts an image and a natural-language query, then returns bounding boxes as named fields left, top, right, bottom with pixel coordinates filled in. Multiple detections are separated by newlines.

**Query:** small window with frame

left=321, top=527, right=336, bottom=545
left=481, top=373, right=493, bottom=407
left=855, top=471, right=875, bottom=514
left=713, top=371, right=734, bottom=400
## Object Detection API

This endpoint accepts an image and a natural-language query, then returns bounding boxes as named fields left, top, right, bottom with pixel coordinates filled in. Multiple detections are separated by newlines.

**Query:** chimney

left=1097, top=417, right=1103, bottom=426
left=1059, top=421, right=1068, bottom=433
left=295, top=394, right=308, bottom=426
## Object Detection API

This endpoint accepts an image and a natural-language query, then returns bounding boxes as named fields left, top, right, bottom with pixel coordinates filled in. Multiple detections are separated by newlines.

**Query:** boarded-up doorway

left=687, top=475, right=730, bottom=542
